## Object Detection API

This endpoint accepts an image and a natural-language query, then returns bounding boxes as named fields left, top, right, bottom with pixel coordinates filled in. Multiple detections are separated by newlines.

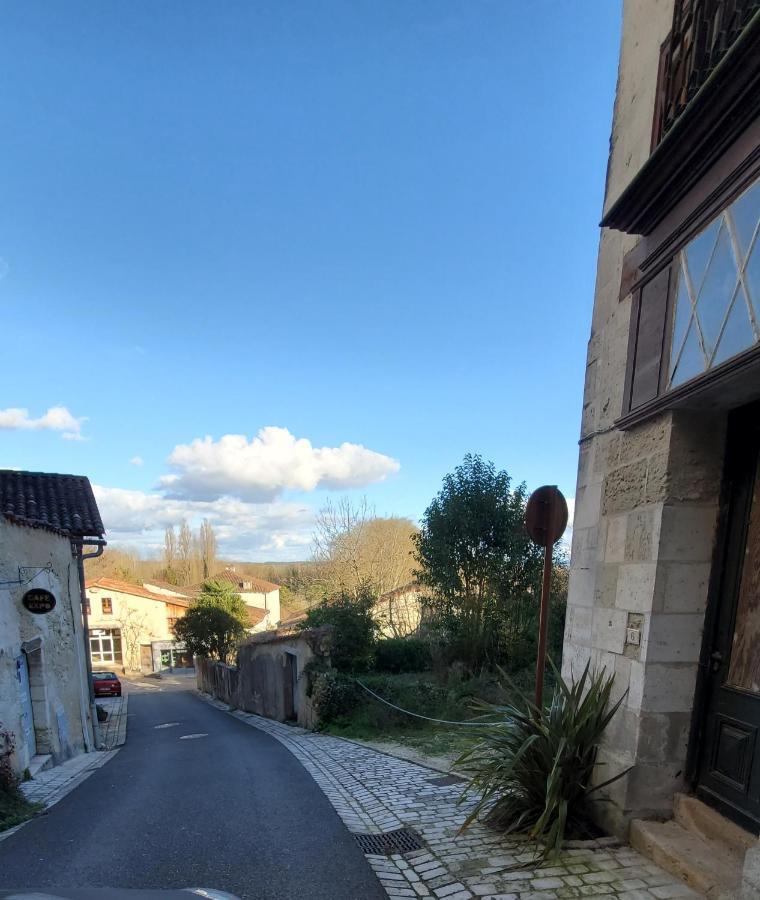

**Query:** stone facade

left=0, top=518, right=94, bottom=775
left=196, top=625, right=331, bottom=729
left=562, top=0, right=733, bottom=833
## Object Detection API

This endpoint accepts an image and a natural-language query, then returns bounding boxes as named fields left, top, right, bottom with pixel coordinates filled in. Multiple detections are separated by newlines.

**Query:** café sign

left=22, top=588, right=56, bottom=615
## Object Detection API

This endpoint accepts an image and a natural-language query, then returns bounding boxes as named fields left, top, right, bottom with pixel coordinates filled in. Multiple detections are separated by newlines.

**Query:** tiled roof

left=0, top=469, right=104, bottom=537
left=190, top=568, right=280, bottom=594
left=278, top=611, right=308, bottom=627
left=86, top=577, right=190, bottom=607
left=142, top=580, right=191, bottom=596
left=246, top=606, right=268, bottom=627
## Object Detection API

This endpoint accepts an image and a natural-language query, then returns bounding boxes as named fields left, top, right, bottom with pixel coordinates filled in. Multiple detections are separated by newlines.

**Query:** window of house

left=89, top=628, right=122, bottom=664
left=669, top=178, right=760, bottom=387
left=101, top=597, right=113, bottom=615
left=84, top=598, right=91, bottom=616
left=167, top=617, right=178, bottom=631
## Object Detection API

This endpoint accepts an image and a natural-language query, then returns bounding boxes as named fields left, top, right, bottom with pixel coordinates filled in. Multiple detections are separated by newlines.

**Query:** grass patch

left=321, top=668, right=551, bottom=761
left=0, top=785, right=42, bottom=832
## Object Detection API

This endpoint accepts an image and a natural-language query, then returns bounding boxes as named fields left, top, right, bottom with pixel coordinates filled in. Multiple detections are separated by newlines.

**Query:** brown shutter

left=627, top=265, right=671, bottom=412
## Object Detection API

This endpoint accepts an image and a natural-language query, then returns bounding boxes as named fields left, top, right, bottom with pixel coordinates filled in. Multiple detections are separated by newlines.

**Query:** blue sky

left=0, top=1, right=622, bottom=560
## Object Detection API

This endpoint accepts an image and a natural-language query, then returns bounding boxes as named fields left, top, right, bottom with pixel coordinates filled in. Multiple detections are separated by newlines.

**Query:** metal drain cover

left=354, top=828, right=425, bottom=856
left=427, top=774, right=466, bottom=786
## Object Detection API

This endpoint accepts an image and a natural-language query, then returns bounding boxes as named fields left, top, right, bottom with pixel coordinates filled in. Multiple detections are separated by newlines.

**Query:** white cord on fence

left=354, top=678, right=493, bottom=727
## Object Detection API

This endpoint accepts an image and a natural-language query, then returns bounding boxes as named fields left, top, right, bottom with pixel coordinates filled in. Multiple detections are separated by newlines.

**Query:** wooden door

left=697, top=403, right=760, bottom=832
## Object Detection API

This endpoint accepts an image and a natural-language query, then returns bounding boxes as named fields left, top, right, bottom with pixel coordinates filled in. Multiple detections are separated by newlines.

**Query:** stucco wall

left=196, top=626, right=331, bottom=729
left=87, top=585, right=179, bottom=672
left=0, top=519, right=93, bottom=774
left=561, top=0, right=729, bottom=834
left=239, top=589, right=281, bottom=627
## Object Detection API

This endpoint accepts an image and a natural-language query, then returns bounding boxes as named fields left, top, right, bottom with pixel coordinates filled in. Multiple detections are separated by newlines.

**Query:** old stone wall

left=196, top=626, right=332, bottom=729
left=562, top=0, right=729, bottom=834
left=0, top=519, right=93, bottom=774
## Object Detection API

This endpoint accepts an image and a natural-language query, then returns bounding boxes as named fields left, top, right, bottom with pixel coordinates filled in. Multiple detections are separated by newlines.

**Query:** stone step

left=674, top=793, right=755, bottom=862
left=630, top=817, right=742, bottom=899
left=26, top=754, right=53, bottom=779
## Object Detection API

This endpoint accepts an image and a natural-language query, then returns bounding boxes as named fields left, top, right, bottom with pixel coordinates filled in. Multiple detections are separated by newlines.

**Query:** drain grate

left=354, top=827, right=425, bottom=856
left=427, top=774, right=466, bottom=787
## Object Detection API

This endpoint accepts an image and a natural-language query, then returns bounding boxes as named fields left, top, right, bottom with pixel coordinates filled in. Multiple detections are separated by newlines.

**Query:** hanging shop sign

left=22, top=588, right=56, bottom=615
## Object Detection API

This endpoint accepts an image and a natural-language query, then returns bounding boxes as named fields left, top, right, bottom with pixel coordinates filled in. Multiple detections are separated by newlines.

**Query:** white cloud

left=0, top=406, right=87, bottom=440
left=159, top=426, right=400, bottom=502
left=92, top=484, right=315, bottom=560
left=130, top=456, right=144, bottom=467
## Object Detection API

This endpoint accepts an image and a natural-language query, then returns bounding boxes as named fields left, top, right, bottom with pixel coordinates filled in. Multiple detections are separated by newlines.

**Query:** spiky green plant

left=455, top=661, right=629, bottom=862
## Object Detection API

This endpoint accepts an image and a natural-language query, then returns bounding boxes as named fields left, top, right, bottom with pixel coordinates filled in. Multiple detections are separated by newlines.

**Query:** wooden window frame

left=101, top=596, right=113, bottom=616
left=618, top=121, right=760, bottom=429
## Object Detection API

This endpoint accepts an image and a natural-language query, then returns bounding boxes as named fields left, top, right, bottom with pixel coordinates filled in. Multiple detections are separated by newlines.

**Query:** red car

left=92, top=671, right=122, bottom=697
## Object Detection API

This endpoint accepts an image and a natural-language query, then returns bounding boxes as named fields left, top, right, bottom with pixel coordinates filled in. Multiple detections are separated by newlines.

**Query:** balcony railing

left=652, top=0, right=760, bottom=148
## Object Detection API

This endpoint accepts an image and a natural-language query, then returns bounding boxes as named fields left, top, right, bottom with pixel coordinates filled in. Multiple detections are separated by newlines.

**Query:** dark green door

left=697, top=403, right=760, bottom=833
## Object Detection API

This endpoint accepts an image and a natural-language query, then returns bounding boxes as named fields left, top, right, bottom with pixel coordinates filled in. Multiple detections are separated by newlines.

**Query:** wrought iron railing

left=652, top=0, right=760, bottom=148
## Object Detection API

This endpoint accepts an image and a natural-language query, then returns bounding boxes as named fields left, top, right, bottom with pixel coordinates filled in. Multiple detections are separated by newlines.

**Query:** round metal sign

left=22, top=588, right=56, bottom=615
left=526, top=485, right=569, bottom=547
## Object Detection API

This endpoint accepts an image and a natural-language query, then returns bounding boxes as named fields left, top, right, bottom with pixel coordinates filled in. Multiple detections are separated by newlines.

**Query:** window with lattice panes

left=669, top=178, right=760, bottom=387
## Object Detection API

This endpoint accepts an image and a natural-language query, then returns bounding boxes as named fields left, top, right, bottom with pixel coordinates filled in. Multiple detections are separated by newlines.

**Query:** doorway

left=16, top=653, right=36, bottom=759
left=697, top=403, right=760, bottom=833
left=283, top=652, right=297, bottom=722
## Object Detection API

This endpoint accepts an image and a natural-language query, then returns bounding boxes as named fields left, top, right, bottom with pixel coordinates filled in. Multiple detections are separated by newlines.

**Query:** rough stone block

left=656, top=563, right=711, bottom=614
left=595, top=563, right=620, bottom=609
left=567, top=566, right=596, bottom=608
left=643, top=614, right=703, bottom=664
left=658, top=506, right=718, bottom=563
left=625, top=507, right=660, bottom=562
left=575, top=481, right=603, bottom=530
left=602, top=459, right=647, bottom=515
left=565, top=604, right=592, bottom=647
left=616, top=563, right=657, bottom=613
left=618, top=416, right=671, bottom=466
left=592, top=607, right=627, bottom=654
left=605, top=514, right=628, bottom=563
left=636, top=712, right=691, bottom=765
left=640, top=664, right=698, bottom=714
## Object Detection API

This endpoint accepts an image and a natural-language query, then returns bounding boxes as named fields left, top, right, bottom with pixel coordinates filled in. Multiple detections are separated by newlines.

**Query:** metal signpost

left=525, top=485, right=569, bottom=708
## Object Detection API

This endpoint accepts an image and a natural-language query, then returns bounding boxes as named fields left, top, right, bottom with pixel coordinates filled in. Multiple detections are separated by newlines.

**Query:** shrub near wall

left=374, top=637, right=431, bottom=673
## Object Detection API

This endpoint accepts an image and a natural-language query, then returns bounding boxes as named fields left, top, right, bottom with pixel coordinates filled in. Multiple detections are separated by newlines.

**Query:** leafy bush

left=173, top=605, right=247, bottom=663
left=300, top=583, right=377, bottom=672
left=375, top=637, right=431, bottom=673
left=0, top=724, right=40, bottom=831
left=456, top=662, right=628, bottom=862
left=310, top=670, right=360, bottom=723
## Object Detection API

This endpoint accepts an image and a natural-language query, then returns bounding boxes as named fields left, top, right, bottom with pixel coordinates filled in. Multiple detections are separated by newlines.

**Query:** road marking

left=154, top=722, right=180, bottom=729
left=179, top=733, right=208, bottom=740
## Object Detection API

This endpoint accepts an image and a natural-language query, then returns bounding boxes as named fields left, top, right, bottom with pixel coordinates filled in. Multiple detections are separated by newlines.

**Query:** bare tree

left=198, top=519, right=217, bottom=579
left=177, top=519, right=194, bottom=584
left=164, top=526, right=178, bottom=578
left=312, top=497, right=417, bottom=597
left=118, top=604, right=151, bottom=672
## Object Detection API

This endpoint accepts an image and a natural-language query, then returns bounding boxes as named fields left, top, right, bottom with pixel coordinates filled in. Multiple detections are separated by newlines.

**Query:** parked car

left=92, top=671, right=122, bottom=697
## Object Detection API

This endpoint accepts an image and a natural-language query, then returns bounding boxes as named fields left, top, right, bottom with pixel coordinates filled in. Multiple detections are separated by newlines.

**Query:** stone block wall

left=562, top=0, right=729, bottom=834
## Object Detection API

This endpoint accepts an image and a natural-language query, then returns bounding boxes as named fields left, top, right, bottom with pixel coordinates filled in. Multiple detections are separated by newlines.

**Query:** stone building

left=563, top=1, right=760, bottom=893
left=85, top=577, right=191, bottom=673
left=0, top=470, right=104, bottom=776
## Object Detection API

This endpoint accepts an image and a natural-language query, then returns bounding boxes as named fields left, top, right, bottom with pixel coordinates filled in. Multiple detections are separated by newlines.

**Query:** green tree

left=173, top=606, right=246, bottom=664
left=194, top=579, right=249, bottom=626
left=300, top=582, right=377, bottom=671
left=413, top=454, right=550, bottom=670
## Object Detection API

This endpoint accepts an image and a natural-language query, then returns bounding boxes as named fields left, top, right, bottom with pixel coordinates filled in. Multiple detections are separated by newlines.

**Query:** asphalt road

left=0, top=679, right=387, bottom=900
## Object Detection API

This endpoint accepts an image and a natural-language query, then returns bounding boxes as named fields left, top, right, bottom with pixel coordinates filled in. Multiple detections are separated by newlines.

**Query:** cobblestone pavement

left=97, top=691, right=129, bottom=749
left=201, top=694, right=700, bottom=900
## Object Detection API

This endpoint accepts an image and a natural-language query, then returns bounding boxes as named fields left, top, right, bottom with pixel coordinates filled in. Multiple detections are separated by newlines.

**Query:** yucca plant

left=455, top=661, right=629, bottom=863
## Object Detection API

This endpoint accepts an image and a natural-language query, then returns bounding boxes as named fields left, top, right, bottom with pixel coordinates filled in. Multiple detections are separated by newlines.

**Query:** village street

left=0, top=678, right=698, bottom=900
left=0, top=679, right=386, bottom=900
